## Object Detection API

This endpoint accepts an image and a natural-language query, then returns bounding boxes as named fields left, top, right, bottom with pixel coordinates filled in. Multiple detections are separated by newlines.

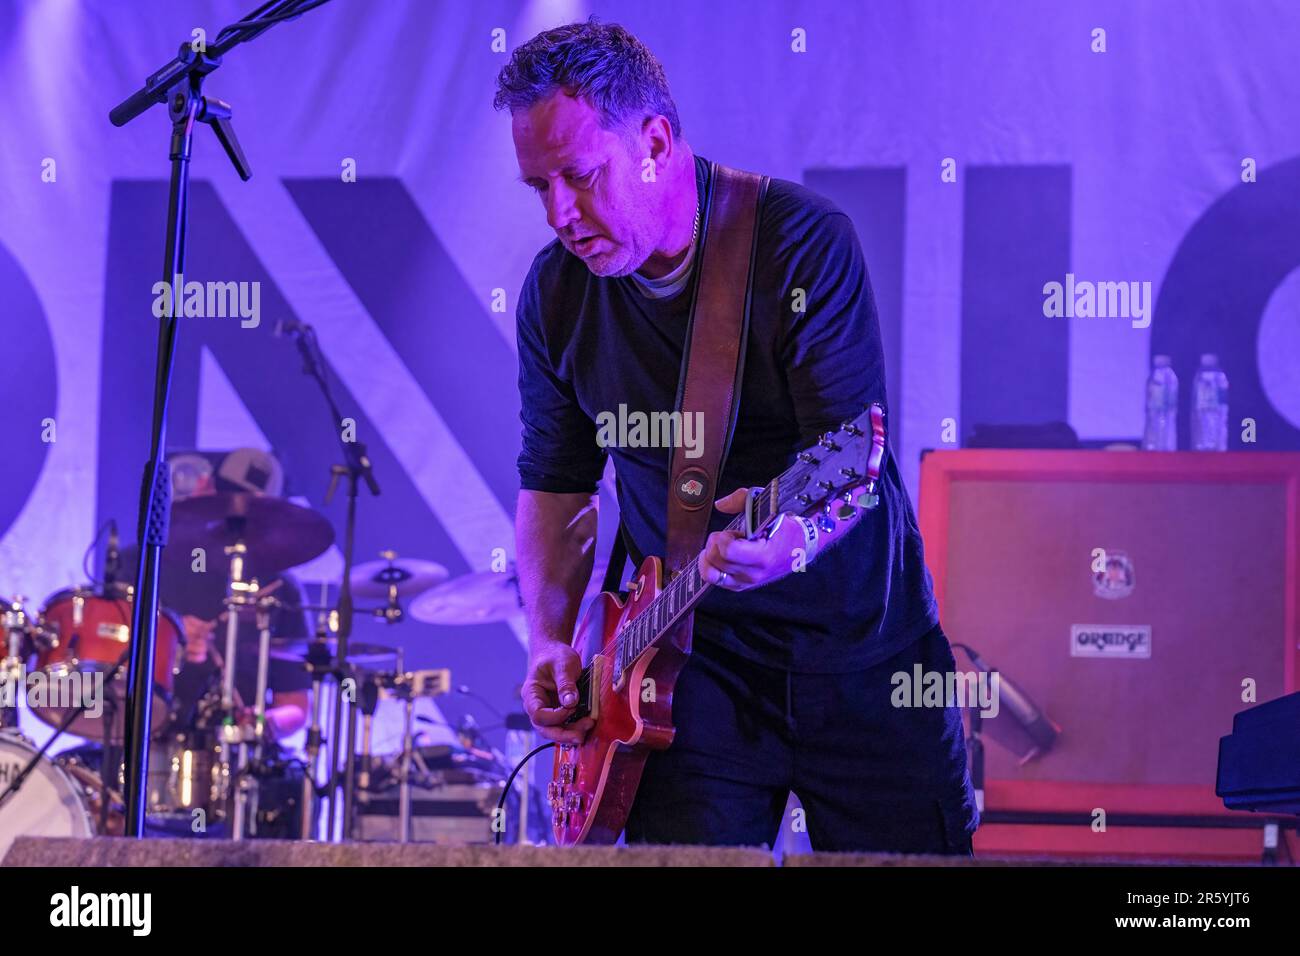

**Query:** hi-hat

left=268, top=638, right=398, bottom=667
left=349, top=552, right=449, bottom=601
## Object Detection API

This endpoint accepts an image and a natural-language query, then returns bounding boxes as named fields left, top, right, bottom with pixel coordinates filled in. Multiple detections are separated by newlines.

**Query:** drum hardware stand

left=230, top=592, right=279, bottom=838
left=0, top=598, right=28, bottom=732
left=108, top=0, right=335, bottom=839
left=219, top=542, right=259, bottom=841
left=394, top=678, right=415, bottom=844
left=372, top=558, right=406, bottom=624
left=340, top=653, right=367, bottom=840
left=350, top=659, right=407, bottom=834
left=320, top=646, right=359, bottom=841
left=356, top=673, right=381, bottom=795
left=100, top=693, right=121, bottom=833
left=390, top=669, right=450, bottom=844
left=284, top=319, right=381, bottom=843
left=0, top=650, right=130, bottom=813
left=347, top=669, right=449, bottom=844
left=298, top=634, right=334, bottom=841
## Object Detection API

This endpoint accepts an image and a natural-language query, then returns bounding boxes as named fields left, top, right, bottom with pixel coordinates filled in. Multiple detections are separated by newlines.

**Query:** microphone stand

left=108, top=0, right=334, bottom=838
left=284, top=322, right=380, bottom=841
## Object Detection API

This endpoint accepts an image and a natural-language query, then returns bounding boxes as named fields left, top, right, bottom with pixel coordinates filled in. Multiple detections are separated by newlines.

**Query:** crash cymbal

left=409, top=564, right=523, bottom=625
left=268, top=638, right=399, bottom=668
left=349, top=553, right=449, bottom=601
left=168, top=493, right=334, bottom=580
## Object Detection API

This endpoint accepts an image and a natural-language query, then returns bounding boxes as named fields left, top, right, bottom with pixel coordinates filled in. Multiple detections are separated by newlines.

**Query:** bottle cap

left=1153, top=355, right=1171, bottom=367
left=1201, top=353, right=1218, bottom=366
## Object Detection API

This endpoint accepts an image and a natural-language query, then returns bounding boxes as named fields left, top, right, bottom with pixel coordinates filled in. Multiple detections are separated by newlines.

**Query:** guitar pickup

left=564, top=656, right=604, bottom=725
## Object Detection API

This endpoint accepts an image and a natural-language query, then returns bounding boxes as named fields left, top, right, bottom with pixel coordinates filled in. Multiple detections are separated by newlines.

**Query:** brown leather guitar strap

left=663, top=162, right=768, bottom=654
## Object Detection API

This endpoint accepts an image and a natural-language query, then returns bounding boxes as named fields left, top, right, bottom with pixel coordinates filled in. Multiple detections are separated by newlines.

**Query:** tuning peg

left=818, top=434, right=841, bottom=452
left=856, top=490, right=880, bottom=511
left=832, top=490, right=860, bottom=521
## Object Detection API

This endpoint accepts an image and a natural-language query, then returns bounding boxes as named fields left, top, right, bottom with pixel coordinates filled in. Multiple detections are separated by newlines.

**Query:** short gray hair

left=493, top=17, right=682, bottom=140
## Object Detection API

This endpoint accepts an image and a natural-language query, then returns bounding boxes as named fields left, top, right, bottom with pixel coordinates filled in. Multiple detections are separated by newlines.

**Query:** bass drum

left=0, top=733, right=94, bottom=861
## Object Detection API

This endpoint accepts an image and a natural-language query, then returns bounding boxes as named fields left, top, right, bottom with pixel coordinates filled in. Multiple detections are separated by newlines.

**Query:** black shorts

left=624, top=624, right=980, bottom=854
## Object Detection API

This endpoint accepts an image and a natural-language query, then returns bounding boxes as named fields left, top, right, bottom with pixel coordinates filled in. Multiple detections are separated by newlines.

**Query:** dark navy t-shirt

left=515, top=154, right=938, bottom=673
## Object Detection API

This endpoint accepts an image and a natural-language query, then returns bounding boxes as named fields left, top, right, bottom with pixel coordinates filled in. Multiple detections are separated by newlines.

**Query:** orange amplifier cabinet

left=918, top=450, right=1300, bottom=861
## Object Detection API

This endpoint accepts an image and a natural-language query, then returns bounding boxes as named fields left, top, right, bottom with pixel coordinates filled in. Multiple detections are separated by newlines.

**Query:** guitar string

left=604, top=451, right=822, bottom=677
left=567, top=416, right=879, bottom=720
left=608, top=417, right=882, bottom=671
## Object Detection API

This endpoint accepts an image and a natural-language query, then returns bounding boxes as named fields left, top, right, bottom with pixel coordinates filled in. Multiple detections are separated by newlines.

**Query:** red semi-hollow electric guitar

left=547, top=403, right=888, bottom=844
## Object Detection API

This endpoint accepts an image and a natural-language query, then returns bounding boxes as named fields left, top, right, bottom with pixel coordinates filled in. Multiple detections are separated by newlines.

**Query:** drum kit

left=0, top=490, right=554, bottom=858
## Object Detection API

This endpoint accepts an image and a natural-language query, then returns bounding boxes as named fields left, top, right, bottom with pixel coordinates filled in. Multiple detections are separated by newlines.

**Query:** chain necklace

left=690, top=202, right=700, bottom=245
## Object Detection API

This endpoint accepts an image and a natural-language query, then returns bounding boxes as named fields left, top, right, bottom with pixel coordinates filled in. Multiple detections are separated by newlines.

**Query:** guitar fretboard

left=571, top=404, right=885, bottom=733
left=611, top=483, right=780, bottom=676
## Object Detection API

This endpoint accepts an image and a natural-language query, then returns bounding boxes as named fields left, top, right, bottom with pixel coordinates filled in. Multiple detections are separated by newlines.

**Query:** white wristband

left=793, top=514, right=820, bottom=561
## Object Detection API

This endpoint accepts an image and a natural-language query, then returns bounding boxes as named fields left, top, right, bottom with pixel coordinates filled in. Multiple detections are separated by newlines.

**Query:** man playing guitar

left=497, top=18, right=978, bottom=853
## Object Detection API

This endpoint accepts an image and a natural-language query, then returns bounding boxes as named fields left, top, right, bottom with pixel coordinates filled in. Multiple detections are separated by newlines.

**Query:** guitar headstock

left=767, top=403, right=887, bottom=526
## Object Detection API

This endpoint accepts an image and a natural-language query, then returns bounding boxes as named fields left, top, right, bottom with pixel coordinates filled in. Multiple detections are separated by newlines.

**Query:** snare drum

left=0, top=733, right=95, bottom=861
left=33, top=587, right=180, bottom=739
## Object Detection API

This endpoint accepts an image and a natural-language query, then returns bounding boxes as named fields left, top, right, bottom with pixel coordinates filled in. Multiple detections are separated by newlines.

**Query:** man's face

left=513, top=91, right=661, bottom=277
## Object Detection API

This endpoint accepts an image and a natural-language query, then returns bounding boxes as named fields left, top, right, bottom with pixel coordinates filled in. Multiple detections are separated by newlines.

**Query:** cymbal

left=168, top=493, right=334, bottom=580
left=349, top=555, right=449, bottom=601
left=268, top=638, right=399, bottom=667
left=409, top=564, right=523, bottom=625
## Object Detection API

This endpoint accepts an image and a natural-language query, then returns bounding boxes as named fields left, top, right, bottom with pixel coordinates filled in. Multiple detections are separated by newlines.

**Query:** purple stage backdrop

left=3, top=0, right=1300, bottom=767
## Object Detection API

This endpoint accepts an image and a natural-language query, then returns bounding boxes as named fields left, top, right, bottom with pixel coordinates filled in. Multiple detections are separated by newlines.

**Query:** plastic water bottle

left=1143, top=355, right=1179, bottom=451
left=1191, top=354, right=1229, bottom=451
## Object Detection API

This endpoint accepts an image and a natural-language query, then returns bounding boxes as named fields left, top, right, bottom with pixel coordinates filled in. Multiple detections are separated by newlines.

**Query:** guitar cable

left=493, top=741, right=556, bottom=846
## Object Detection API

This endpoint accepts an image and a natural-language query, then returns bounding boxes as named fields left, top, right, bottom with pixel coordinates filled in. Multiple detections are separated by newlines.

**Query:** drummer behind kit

left=0, top=447, right=548, bottom=854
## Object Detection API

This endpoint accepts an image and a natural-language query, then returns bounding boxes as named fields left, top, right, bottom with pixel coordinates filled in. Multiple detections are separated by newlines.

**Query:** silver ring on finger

left=719, top=570, right=729, bottom=586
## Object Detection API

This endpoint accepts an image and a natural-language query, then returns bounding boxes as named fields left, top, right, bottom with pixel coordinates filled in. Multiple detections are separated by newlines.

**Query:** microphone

left=105, top=520, right=121, bottom=587
left=457, top=713, right=489, bottom=751
left=275, top=319, right=318, bottom=377
left=960, top=645, right=1060, bottom=761
left=457, top=684, right=504, bottom=720
left=273, top=318, right=311, bottom=338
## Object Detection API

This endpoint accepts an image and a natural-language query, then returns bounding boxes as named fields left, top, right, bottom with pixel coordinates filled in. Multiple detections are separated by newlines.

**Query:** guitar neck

left=609, top=403, right=887, bottom=682
left=611, top=484, right=779, bottom=675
